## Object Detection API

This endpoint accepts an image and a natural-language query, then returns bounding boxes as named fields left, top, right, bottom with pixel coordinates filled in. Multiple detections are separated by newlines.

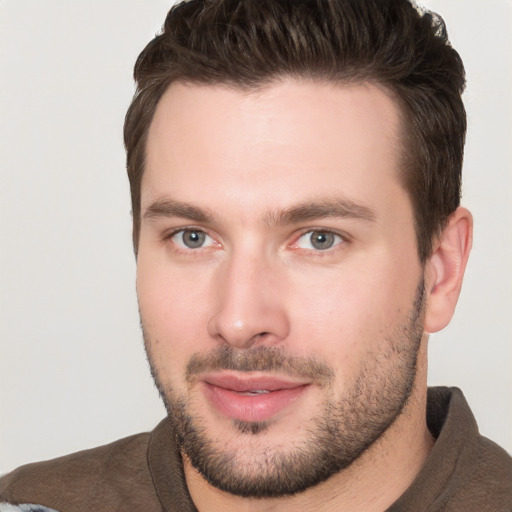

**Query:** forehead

left=142, top=79, right=406, bottom=219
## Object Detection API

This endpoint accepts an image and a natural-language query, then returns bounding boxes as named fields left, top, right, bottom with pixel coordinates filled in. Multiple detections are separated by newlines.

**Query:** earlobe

left=424, top=207, right=473, bottom=333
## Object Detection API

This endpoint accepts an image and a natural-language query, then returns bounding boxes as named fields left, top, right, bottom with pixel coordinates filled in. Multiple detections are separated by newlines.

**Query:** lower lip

left=203, top=383, right=308, bottom=423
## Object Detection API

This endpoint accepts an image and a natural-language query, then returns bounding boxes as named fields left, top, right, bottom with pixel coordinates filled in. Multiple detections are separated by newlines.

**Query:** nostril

left=253, top=332, right=272, bottom=342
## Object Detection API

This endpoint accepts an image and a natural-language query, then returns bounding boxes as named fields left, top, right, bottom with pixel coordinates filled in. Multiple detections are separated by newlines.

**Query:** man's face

left=137, top=79, right=426, bottom=497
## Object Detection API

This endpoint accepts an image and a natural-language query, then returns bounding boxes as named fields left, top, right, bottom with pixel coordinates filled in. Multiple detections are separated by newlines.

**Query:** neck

left=184, top=340, right=433, bottom=512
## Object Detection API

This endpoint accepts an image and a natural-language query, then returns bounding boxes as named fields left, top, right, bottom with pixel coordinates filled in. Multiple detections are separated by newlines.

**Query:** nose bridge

left=207, top=243, right=289, bottom=348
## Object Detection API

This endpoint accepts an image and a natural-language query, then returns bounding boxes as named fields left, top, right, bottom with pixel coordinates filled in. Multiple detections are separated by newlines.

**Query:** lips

left=201, top=373, right=309, bottom=423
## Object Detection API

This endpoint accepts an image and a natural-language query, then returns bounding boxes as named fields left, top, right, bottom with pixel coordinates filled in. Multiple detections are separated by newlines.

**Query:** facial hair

left=143, top=281, right=425, bottom=498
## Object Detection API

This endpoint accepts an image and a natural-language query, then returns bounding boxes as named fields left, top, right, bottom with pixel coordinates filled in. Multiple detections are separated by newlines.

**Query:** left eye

left=171, top=229, right=215, bottom=249
left=295, top=230, right=343, bottom=251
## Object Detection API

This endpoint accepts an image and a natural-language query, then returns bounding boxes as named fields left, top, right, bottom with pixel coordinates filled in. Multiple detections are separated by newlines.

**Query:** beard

left=143, top=281, right=425, bottom=498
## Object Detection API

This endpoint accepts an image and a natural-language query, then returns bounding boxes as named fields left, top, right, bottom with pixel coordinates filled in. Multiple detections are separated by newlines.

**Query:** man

left=1, top=0, right=511, bottom=511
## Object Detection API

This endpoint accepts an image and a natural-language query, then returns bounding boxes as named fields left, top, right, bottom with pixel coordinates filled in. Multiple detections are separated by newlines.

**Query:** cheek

left=136, top=256, right=214, bottom=367
left=286, top=262, right=419, bottom=374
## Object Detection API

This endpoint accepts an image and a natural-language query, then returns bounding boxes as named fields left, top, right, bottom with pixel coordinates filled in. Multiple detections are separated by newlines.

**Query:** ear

left=424, top=207, right=473, bottom=333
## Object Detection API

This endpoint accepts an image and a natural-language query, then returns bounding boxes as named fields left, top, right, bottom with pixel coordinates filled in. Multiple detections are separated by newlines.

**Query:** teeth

left=239, top=390, right=270, bottom=396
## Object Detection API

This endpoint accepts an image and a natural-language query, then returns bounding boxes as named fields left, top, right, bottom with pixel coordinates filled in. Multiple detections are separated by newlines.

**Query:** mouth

left=200, top=373, right=310, bottom=423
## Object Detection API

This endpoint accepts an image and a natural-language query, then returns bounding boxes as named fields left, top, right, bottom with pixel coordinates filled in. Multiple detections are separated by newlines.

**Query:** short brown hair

left=124, top=0, right=466, bottom=261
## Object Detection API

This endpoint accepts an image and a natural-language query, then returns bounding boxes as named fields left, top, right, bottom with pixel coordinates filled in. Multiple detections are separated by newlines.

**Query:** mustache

left=186, top=346, right=334, bottom=387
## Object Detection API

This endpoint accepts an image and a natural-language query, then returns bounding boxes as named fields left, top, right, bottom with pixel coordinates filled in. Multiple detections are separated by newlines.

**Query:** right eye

left=295, top=230, right=344, bottom=251
left=170, top=229, right=216, bottom=249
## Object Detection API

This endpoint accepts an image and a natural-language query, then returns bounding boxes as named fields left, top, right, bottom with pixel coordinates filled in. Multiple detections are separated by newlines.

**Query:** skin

left=137, top=79, right=472, bottom=511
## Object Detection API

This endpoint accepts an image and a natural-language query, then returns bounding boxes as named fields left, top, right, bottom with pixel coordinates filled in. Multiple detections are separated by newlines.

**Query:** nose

left=207, top=250, right=290, bottom=349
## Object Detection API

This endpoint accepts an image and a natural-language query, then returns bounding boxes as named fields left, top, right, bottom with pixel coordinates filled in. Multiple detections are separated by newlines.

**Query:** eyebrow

left=143, top=199, right=213, bottom=223
left=264, top=198, right=376, bottom=226
left=142, top=197, right=376, bottom=225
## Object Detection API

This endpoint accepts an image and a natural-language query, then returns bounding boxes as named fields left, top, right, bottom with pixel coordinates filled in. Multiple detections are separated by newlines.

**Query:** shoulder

left=451, top=433, right=512, bottom=508
left=390, top=388, right=512, bottom=511
left=0, top=431, right=162, bottom=512
left=433, top=387, right=512, bottom=510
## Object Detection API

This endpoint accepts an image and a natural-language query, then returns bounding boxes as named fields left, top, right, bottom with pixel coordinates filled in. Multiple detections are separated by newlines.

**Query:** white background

left=1, top=1, right=511, bottom=475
